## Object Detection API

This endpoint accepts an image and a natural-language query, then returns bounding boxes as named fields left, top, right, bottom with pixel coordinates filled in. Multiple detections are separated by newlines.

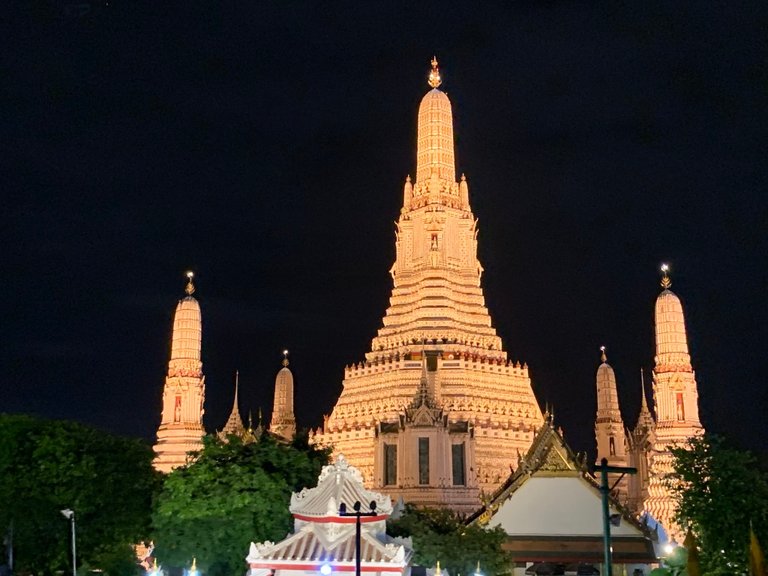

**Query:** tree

left=151, top=432, right=330, bottom=576
left=387, top=505, right=512, bottom=575
left=0, top=414, right=160, bottom=576
left=667, top=434, right=768, bottom=575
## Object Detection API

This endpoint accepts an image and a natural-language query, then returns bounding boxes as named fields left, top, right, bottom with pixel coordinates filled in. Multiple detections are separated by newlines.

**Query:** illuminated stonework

left=316, top=59, right=544, bottom=501
left=645, top=268, right=704, bottom=541
left=153, top=273, right=206, bottom=473
left=594, top=347, right=628, bottom=501
left=269, top=352, right=296, bottom=441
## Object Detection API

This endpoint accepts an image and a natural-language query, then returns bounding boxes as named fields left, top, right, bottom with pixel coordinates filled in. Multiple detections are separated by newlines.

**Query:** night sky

left=3, top=2, right=767, bottom=463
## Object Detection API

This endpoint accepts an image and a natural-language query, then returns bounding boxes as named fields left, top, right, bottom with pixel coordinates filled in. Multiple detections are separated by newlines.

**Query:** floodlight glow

left=320, top=562, right=332, bottom=575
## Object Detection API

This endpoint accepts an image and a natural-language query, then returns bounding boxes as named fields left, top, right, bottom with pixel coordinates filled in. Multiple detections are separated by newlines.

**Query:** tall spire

left=594, top=346, right=627, bottom=464
left=154, top=271, right=206, bottom=473
left=416, top=56, right=455, bottom=185
left=646, top=265, right=704, bottom=542
left=169, top=272, right=202, bottom=368
left=635, top=368, right=654, bottom=432
left=269, top=350, right=296, bottom=441
left=320, top=59, right=543, bottom=501
left=221, top=371, right=245, bottom=437
left=594, top=346, right=628, bottom=502
left=654, top=263, right=691, bottom=373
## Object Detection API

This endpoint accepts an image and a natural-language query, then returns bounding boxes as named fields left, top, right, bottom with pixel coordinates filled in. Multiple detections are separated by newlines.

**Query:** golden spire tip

left=660, top=262, right=672, bottom=289
left=282, top=349, right=289, bottom=367
left=600, top=345, right=607, bottom=363
left=428, top=56, right=442, bottom=88
left=185, top=271, right=195, bottom=295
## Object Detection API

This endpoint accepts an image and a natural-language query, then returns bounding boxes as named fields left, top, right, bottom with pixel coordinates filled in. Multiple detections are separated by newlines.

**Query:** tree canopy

left=387, top=505, right=511, bottom=576
left=668, top=434, right=768, bottom=575
left=0, top=414, right=159, bottom=576
left=151, top=431, right=330, bottom=576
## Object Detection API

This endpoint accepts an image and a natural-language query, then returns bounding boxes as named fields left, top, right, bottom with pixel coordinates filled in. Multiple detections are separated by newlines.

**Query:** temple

left=150, top=60, right=706, bottom=545
left=315, top=58, right=544, bottom=505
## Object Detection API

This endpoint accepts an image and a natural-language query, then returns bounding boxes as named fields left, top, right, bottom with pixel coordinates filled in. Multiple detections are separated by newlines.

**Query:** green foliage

left=151, top=431, right=330, bottom=576
left=387, top=505, right=511, bottom=575
left=667, top=434, right=768, bottom=576
left=0, top=414, right=160, bottom=576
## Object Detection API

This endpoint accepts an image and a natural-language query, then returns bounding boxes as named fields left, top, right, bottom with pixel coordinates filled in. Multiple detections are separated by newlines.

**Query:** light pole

left=60, top=509, right=76, bottom=576
left=594, top=459, right=636, bottom=576
left=339, top=501, right=377, bottom=576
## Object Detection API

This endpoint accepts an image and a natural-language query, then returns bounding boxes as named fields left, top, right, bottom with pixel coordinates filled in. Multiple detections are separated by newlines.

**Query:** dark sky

left=2, top=2, right=767, bottom=462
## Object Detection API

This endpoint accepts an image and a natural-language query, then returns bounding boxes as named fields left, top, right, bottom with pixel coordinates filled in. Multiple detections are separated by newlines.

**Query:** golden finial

left=282, top=349, right=290, bottom=367
left=660, top=263, right=672, bottom=290
left=428, top=56, right=442, bottom=88
left=185, top=271, right=195, bottom=295
left=435, top=561, right=442, bottom=576
left=191, top=558, right=197, bottom=572
left=600, top=345, right=607, bottom=363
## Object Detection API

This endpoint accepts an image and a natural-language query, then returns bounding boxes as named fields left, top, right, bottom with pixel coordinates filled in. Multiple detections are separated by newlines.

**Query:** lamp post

left=339, top=501, right=377, bottom=576
left=594, top=458, right=636, bottom=576
left=60, top=509, right=76, bottom=576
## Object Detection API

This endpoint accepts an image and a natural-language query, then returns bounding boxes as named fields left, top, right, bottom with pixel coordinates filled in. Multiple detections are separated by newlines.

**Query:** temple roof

left=290, top=454, right=393, bottom=521
left=468, top=417, right=653, bottom=541
left=246, top=525, right=410, bottom=567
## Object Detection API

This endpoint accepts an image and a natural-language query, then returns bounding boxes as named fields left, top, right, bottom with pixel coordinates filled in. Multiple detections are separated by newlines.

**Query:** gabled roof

left=468, top=417, right=655, bottom=542
left=246, top=524, right=411, bottom=569
left=290, top=454, right=392, bottom=522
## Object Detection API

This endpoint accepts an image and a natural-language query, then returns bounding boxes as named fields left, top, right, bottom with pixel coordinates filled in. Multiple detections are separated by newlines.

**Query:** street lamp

left=339, top=501, right=377, bottom=576
left=594, top=458, right=636, bottom=576
left=60, top=509, right=76, bottom=576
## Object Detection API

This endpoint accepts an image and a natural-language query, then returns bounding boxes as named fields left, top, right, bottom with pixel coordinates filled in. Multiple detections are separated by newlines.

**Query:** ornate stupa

left=153, top=272, right=206, bottom=472
left=316, top=58, right=544, bottom=499
left=269, top=350, right=297, bottom=441
left=594, top=346, right=629, bottom=500
left=645, top=264, right=704, bottom=540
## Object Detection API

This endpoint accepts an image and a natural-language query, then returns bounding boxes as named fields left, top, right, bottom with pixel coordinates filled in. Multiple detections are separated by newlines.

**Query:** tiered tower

left=220, top=371, right=246, bottom=438
left=269, top=350, right=296, bottom=441
left=318, top=59, right=543, bottom=497
left=645, top=265, right=704, bottom=540
left=594, top=346, right=628, bottom=500
left=626, top=369, right=655, bottom=514
left=153, top=272, right=206, bottom=472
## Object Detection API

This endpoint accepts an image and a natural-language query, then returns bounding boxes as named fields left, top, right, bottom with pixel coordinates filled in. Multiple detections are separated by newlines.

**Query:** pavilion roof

left=290, top=454, right=392, bottom=522
left=247, top=523, right=411, bottom=570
